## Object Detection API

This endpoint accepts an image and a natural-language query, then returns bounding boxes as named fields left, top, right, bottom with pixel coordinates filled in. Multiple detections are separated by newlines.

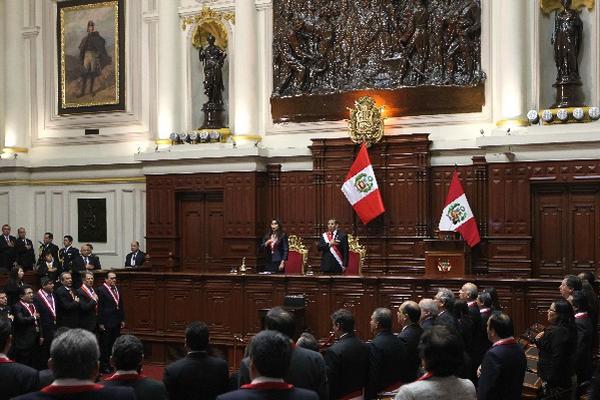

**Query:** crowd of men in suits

left=1, top=273, right=599, bottom=400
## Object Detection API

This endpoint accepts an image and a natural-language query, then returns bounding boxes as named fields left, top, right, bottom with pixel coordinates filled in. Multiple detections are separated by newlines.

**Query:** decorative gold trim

left=181, top=6, right=235, bottom=31
left=155, top=139, right=172, bottom=145
left=2, top=147, right=29, bottom=154
left=348, top=234, right=366, bottom=273
left=287, top=234, right=308, bottom=274
left=495, top=118, right=529, bottom=128
left=192, top=20, right=228, bottom=50
left=348, top=96, right=385, bottom=148
left=540, top=0, right=594, bottom=14
left=59, top=1, right=121, bottom=109
left=231, top=135, right=262, bottom=144
left=0, top=177, right=146, bottom=186
left=536, top=107, right=595, bottom=124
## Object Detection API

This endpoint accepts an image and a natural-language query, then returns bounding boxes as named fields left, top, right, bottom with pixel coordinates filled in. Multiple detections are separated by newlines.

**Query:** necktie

left=28, top=304, right=34, bottom=314
left=85, top=257, right=89, bottom=264
left=131, top=253, right=136, bottom=266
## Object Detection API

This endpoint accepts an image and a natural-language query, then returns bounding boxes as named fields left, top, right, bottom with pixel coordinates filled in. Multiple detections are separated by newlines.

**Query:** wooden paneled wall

left=115, top=271, right=562, bottom=364
left=146, top=134, right=600, bottom=278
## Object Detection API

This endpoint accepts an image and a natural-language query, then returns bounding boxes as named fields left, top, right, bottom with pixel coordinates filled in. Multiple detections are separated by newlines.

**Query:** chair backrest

left=345, top=234, right=366, bottom=275
left=285, top=235, right=307, bottom=275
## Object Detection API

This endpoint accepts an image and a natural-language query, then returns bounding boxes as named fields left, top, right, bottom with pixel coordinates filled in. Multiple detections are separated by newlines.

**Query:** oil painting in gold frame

left=57, top=0, right=125, bottom=114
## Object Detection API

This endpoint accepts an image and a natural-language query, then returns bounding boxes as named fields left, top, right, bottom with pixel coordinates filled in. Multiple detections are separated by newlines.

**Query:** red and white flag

left=341, top=144, right=385, bottom=224
left=438, top=171, right=481, bottom=247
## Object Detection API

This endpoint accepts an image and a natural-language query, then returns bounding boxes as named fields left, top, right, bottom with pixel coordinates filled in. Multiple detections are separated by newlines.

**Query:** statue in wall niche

left=199, top=33, right=226, bottom=128
left=553, top=0, right=583, bottom=84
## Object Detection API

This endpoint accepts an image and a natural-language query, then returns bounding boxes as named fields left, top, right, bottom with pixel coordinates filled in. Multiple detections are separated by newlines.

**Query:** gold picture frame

left=57, top=0, right=125, bottom=114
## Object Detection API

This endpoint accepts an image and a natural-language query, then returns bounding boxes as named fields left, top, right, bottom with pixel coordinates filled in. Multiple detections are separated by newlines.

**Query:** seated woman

left=394, top=325, right=476, bottom=400
left=535, top=299, right=576, bottom=399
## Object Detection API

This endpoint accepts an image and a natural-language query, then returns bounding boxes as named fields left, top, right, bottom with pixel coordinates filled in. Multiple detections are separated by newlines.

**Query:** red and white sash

left=492, top=337, right=516, bottom=347
left=241, top=382, right=293, bottom=390
left=575, top=312, right=589, bottom=319
left=103, top=283, right=120, bottom=309
left=80, top=285, right=98, bottom=302
left=337, top=389, right=364, bottom=400
left=417, top=372, right=433, bottom=381
left=37, top=289, right=56, bottom=319
left=323, top=231, right=344, bottom=268
left=19, top=300, right=38, bottom=329
left=0, top=356, right=13, bottom=363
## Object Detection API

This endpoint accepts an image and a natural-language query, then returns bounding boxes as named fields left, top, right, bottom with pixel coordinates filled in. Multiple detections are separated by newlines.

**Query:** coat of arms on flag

left=438, top=171, right=480, bottom=247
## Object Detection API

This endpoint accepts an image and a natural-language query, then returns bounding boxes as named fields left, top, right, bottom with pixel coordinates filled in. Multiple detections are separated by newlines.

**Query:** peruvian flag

left=341, top=144, right=385, bottom=224
left=438, top=171, right=481, bottom=247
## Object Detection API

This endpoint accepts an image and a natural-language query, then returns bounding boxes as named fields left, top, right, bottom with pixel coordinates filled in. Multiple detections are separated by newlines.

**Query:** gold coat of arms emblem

left=348, top=96, right=385, bottom=147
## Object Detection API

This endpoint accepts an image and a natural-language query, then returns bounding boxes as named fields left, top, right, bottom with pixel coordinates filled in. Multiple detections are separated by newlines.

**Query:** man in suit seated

left=0, top=318, right=40, bottom=399
left=323, top=309, right=369, bottom=400
left=418, top=298, right=438, bottom=331
left=163, top=321, right=229, bottom=400
left=13, top=328, right=135, bottom=400
left=476, top=313, right=526, bottom=400
left=125, top=241, right=145, bottom=268
left=397, top=301, right=424, bottom=383
left=104, top=335, right=167, bottom=400
left=218, top=330, right=318, bottom=400
left=238, top=307, right=328, bottom=400
left=366, top=308, right=407, bottom=398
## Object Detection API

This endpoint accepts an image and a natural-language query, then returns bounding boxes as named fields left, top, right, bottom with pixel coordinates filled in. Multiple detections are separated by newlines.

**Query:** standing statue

left=552, top=0, right=582, bottom=83
left=198, top=33, right=226, bottom=128
left=551, top=0, right=584, bottom=107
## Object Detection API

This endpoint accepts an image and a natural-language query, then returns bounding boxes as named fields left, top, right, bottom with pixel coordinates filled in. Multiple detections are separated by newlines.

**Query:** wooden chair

left=345, top=234, right=366, bottom=275
left=285, top=235, right=307, bottom=275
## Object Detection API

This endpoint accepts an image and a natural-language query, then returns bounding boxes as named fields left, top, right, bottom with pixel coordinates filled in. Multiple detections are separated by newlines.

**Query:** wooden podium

left=424, top=233, right=470, bottom=278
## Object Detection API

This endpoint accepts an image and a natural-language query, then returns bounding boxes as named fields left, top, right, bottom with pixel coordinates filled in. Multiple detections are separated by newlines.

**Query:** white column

left=4, top=0, right=27, bottom=149
left=233, top=0, right=259, bottom=136
left=157, top=0, right=181, bottom=139
left=0, top=0, right=5, bottom=148
left=493, top=0, right=529, bottom=125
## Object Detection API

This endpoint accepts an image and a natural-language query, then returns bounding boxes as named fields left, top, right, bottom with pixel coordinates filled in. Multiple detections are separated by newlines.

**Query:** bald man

left=398, top=301, right=424, bottom=382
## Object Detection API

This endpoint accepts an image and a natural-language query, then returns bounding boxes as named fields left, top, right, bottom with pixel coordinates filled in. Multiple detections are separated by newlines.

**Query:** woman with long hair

left=3, top=265, right=24, bottom=306
left=535, top=299, right=577, bottom=399
left=260, top=219, right=288, bottom=273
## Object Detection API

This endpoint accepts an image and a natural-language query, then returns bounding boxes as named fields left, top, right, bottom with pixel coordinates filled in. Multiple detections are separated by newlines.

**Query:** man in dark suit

left=104, top=335, right=167, bottom=400
left=78, top=271, right=98, bottom=333
left=366, top=308, right=407, bottom=399
left=238, top=307, right=328, bottom=400
left=36, top=252, right=60, bottom=286
left=125, top=241, right=145, bottom=268
left=163, top=321, right=229, bottom=400
left=15, top=228, right=36, bottom=271
left=318, top=219, right=349, bottom=274
left=0, top=290, right=13, bottom=322
left=477, top=313, right=526, bottom=400
left=58, top=235, right=79, bottom=276
left=0, top=318, right=40, bottom=400
left=12, top=285, right=42, bottom=368
left=570, top=290, right=593, bottom=388
left=37, top=232, right=59, bottom=267
left=0, top=224, right=17, bottom=272
left=434, top=288, right=458, bottom=329
left=418, top=298, right=438, bottom=331
left=324, top=309, right=369, bottom=400
left=217, top=330, right=318, bottom=400
left=397, top=301, right=424, bottom=383
left=55, top=272, right=80, bottom=329
left=97, top=271, right=125, bottom=374
left=13, top=328, right=136, bottom=400
left=33, top=278, right=57, bottom=369
left=459, top=282, right=487, bottom=381
left=71, top=244, right=100, bottom=289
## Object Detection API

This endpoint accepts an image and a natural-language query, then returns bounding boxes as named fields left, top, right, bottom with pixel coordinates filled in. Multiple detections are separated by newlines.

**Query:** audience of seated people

left=0, top=272, right=598, bottom=400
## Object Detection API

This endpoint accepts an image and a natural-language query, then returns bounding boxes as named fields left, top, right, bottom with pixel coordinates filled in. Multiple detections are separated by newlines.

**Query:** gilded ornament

left=540, top=0, right=594, bottom=13
left=180, top=6, right=235, bottom=31
left=347, top=97, right=385, bottom=147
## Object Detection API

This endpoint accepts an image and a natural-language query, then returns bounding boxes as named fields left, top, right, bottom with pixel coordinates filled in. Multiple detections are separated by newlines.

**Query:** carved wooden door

left=178, top=192, right=224, bottom=272
left=533, top=185, right=600, bottom=277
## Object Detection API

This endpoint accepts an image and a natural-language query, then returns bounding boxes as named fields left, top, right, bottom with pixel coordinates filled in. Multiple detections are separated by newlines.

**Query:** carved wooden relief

left=271, top=0, right=485, bottom=122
